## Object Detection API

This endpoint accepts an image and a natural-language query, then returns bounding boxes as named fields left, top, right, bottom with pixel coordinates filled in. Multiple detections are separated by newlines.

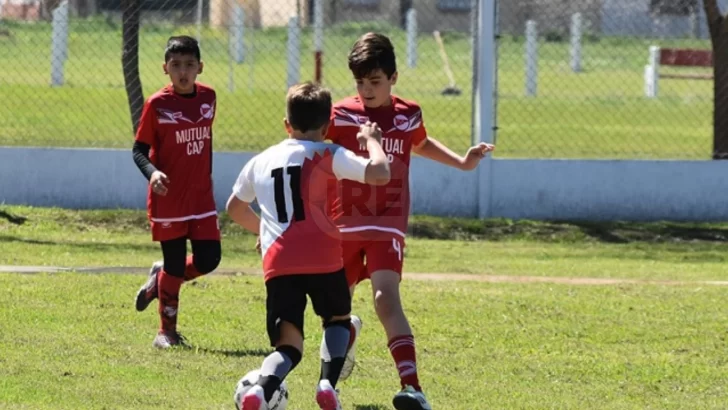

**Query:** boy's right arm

left=132, top=142, right=156, bottom=181
left=133, top=100, right=169, bottom=195
left=226, top=159, right=261, bottom=235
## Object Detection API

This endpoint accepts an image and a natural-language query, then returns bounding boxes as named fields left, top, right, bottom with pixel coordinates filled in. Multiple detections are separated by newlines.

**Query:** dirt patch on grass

left=2, top=265, right=727, bottom=287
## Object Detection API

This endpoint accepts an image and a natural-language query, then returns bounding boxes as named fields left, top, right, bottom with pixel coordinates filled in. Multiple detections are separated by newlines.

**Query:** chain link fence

left=0, top=0, right=476, bottom=154
left=0, top=0, right=724, bottom=159
left=496, top=0, right=718, bottom=159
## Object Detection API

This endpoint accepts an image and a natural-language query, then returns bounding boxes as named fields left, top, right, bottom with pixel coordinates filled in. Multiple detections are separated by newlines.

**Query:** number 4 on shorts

left=392, top=238, right=402, bottom=262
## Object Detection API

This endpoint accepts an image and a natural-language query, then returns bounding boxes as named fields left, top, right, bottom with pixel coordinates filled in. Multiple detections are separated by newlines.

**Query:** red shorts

left=341, top=230, right=405, bottom=287
left=150, top=215, right=220, bottom=242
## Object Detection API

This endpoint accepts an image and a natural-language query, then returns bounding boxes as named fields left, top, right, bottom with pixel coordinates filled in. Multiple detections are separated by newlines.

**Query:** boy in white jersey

left=225, top=82, right=390, bottom=410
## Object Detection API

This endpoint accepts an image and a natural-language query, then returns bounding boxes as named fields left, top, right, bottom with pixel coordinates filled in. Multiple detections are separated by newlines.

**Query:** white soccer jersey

left=233, top=139, right=371, bottom=279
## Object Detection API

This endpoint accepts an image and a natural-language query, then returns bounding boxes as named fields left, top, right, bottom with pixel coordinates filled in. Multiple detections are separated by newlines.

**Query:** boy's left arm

left=413, top=137, right=495, bottom=171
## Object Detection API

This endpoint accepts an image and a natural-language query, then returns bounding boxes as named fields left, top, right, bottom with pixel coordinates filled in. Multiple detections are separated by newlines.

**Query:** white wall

left=488, top=159, right=728, bottom=221
left=3, top=147, right=728, bottom=221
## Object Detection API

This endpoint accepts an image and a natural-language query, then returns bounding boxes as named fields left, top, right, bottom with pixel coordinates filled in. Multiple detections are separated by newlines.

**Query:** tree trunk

left=712, top=31, right=728, bottom=158
left=121, top=0, right=144, bottom=133
left=704, top=0, right=728, bottom=159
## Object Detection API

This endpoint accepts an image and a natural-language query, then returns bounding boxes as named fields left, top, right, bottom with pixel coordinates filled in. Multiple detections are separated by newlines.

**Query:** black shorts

left=265, top=268, right=351, bottom=347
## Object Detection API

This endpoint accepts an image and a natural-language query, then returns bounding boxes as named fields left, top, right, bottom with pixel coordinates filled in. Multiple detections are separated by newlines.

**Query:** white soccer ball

left=233, top=369, right=289, bottom=410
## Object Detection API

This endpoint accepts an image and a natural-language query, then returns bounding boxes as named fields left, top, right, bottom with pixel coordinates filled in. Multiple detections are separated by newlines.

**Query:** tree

left=121, top=0, right=144, bottom=133
left=704, top=0, right=728, bottom=159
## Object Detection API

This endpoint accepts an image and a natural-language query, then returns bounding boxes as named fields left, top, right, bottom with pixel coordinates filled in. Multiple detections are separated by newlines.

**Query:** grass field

left=3, top=205, right=728, bottom=409
left=0, top=19, right=716, bottom=159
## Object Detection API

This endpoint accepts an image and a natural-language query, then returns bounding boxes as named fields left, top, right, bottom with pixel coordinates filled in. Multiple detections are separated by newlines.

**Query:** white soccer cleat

left=315, top=379, right=343, bottom=410
left=151, top=330, right=188, bottom=349
left=338, top=315, right=362, bottom=381
left=392, top=385, right=432, bottom=410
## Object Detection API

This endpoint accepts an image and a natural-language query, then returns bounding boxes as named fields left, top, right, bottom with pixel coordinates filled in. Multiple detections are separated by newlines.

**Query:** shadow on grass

left=408, top=216, right=728, bottom=244
left=194, top=347, right=271, bottom=358
left=566, top=221, right=728, bottom=244
left=0, top=234, right=155, bottom=251
left=0, top=210, right=27, bottom=225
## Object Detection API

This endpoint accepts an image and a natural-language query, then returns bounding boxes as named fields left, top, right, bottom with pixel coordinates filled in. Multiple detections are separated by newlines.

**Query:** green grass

left=5, top=205, right=728, bottom=282
left=3, top=265, right=728, bottom=408
left=4, top=206, right=728, bottom=408
left=0, top=20, right=716, bottom=159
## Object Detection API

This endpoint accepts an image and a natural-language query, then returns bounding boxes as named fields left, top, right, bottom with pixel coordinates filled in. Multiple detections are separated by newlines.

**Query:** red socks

left=157, top=270, right=183, bottom=333
left=183, top=255, right=203, bottom=282
left=388, top=335, right=421, bottom=391
left=157, top=256, right=204, bottom=334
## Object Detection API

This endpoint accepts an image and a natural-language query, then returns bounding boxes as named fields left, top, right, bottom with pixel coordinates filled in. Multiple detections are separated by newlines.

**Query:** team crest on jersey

left=333, top=108, right=370, bottom=128
left=393, top=114, right=409, bottom=131
left=157, top=108, right=193, bottom=124
left=200, top=103, right=214, bottom=120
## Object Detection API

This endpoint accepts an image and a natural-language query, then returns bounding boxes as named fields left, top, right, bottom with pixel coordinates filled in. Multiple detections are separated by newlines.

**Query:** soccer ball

left=233, top=369, right=289, bottom=410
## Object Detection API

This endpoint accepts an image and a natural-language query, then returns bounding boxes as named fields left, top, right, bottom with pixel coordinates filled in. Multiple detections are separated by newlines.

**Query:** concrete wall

left=599, top=0, right=708, bottom=39
left=207, top=0, right=467, bottom=33
left=209, top=0, right=303, bottom=28
left=498, top=0, right=602, bottom=38
left=325, top=0, right=400, bottom=28
left=3, top=147, right=728, bottom=222
left=488, top=159, right=728, bottom=221
left=0, top=0, right=41, bottom=21
left=0, top=148, right=252, bottom=210
left=203, top=0, right=727, bottom=37
left=209, top=0, right=261, bottom=29
left=416, top=0, right=472, bottom=33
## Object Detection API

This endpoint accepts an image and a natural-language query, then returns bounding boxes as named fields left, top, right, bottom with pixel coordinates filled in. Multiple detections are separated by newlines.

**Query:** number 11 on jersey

left=271, top=166, right=305, bottom=223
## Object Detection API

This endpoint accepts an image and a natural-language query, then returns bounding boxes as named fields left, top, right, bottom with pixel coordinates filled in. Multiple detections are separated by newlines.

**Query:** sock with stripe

left=388, top=334, right=421, bottom=391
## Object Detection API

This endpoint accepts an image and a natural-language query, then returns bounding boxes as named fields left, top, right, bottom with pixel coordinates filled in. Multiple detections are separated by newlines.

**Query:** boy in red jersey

left=131, top=35, right=221, bottom=349
left=226, top=82, right=391, bottom=410
left=322, top=32, right=495, bottom=409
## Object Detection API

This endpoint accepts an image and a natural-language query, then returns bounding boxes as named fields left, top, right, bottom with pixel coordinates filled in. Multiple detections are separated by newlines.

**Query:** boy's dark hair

left=348, top=32, right=397, bottom=79
left=164, top=35, right=201, bottom=62
left=286, top=82, right=332, bottom=133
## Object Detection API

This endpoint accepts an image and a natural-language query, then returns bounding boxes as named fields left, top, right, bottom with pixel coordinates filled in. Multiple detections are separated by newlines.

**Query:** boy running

left=322, top=32, right=495, bottom=409
left=132, top=35, right=221, bottom=349
left=226, top=82, right=391, bottom=410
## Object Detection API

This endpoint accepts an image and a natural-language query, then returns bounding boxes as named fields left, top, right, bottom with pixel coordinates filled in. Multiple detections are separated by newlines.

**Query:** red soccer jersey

left=326, top=95, right=427, bottom=237
left=135, top=82, right=217, bottom=222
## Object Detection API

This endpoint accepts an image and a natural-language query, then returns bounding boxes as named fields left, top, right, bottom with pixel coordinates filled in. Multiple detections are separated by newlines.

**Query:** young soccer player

left=131, top=35, right=221, bottom=349
left=226, top=82, right=391, bottom=410
left=322, top=32, right=495, bottom=409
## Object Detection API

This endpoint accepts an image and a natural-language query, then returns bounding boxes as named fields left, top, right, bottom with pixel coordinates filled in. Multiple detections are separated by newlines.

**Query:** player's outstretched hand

left=357, top=121, right=382, bottom=145
left=255, top=236, right=262, bottom=255
left=460, top=142, right=495, bottom=171
left=150, top=171, right=170, bottom=196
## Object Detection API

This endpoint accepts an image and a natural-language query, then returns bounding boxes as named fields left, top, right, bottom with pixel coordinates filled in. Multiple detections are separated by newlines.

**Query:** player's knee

left=194, top=254, right=220, bottom=274
left=373, top=288, right=403, bottom=319
left=163, top=259, right=186, bottom=277
left=276, top=344, right=302, bottom=371
left=193, top=243, right=221, bottom=274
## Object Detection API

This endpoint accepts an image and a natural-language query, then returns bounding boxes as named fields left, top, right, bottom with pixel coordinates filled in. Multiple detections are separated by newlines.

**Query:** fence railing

left=0, top=0, right=723, bottom=159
